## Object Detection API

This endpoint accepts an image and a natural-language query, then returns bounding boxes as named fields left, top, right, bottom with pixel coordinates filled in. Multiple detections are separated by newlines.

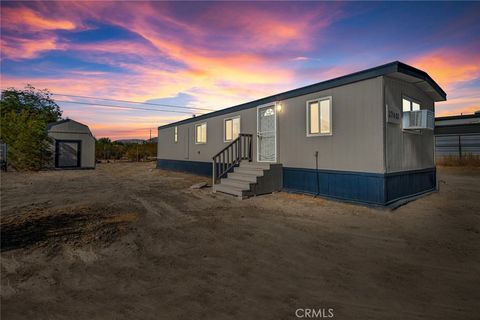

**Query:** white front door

left=257, top=104, right=276, bottom=162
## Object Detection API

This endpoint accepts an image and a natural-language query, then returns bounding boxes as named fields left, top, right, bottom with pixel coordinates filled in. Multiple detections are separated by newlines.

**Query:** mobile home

left=157, top=61, right=446, bottom=205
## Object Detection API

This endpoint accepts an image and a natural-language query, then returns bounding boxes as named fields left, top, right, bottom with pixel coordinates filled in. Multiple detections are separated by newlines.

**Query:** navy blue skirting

left=157, top=159, right=211, bottom=176
left=283, top=167, right=436, bottom=205
left=156, top=159, right=436, bottom=205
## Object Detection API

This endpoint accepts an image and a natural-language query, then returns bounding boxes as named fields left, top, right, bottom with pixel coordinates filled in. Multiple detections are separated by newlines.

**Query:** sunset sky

left=1, top=1, right=479, bottom=140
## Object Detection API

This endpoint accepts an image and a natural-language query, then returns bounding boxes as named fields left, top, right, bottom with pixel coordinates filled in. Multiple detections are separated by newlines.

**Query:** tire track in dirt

left=128, top=193, right=184, bottom=224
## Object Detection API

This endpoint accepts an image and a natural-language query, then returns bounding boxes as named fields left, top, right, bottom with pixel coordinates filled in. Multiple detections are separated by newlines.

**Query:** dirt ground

left=1, top=162, right=479, bottom=319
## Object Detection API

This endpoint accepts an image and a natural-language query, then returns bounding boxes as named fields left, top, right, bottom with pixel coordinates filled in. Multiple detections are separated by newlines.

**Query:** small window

left=195, top=123, right=207, bottom=144
left=403, top=96, right=421, bottom=112
left=402, top=98, right=411, bottom=112
left=224, top=116, right=240, bottom=142
left=307, top=97, right=332, bottom=136
left=309, top=102, right=320, bottom=134
left=174, top=126, right=178, bottom=143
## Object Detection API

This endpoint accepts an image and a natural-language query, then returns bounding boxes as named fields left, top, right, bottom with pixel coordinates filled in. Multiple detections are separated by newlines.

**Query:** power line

left=55, top=100, right=200, bottom=115
left=52, top=93, right=216, bottom=112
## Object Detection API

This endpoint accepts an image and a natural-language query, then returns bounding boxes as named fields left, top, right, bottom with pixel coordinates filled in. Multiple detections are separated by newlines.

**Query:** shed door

left=56, top=141, right=81, bottom=168
left=257, top=104, right=276, bottom=162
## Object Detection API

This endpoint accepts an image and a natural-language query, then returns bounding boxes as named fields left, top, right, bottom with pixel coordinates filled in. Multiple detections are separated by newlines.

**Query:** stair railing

left=212, top=133, right=252, bottom=185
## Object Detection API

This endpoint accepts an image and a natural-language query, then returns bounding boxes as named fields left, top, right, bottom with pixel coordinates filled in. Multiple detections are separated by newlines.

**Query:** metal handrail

left=212, top=133, right=252, bottom=184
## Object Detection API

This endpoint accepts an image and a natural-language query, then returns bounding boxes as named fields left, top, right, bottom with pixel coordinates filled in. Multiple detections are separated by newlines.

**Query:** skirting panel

left=156, top=160, right=436, bottom=205
left=385, top=167, right=436, bottom=203
left=157, top=159, right=211, bottom=176
left=283, top=167, right=386, bottom=204
left=283, top=167, right=436, bottom=205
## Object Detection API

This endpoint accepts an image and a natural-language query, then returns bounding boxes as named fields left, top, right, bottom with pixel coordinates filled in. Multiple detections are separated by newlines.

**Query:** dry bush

left=437, top=154, right=480, bottom=167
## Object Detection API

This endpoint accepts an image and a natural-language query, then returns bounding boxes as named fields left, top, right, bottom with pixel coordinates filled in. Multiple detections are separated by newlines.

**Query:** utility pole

left=149, top=128, right=152, bottom=141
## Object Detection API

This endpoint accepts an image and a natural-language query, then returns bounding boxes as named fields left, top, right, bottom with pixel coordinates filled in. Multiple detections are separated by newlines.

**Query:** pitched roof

left=46, top=119, right=71, bottom=131
left=159, top=61, right=447, bottom=129
left=46, top=119, right=90, bottom=132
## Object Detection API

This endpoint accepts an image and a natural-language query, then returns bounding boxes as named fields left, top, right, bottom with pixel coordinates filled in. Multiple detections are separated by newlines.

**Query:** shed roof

left=158, top=61, right=447, bottom=129
left=46, top=119, right=71, bottom=130
left=47, top=119, right=92, bottom=134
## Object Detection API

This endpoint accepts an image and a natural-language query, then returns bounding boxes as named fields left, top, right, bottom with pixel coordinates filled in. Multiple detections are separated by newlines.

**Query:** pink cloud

left=1, top=35, right=63, bottom=60
left=1, top=6, right=76, bottom=32
left=1, top=2, right=325, bottom=102
left=193, top=3, right=333, bottom=51
left=0, top=75, right=111, bottom=97
left=408, top=48, right=480, bottom=116
left=0, top=4, right=78, bottom=60
left=436, top=88, right=480, bottom=116
left=436, top=105, right=480, bottom=117
left=408, top=49, right=480, bottom=89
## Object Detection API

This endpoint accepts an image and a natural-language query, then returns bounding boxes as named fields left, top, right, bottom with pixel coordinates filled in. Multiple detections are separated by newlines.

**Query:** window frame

left=402, top=95, right=422, bottom=112
left=195, top=122, right=207, bottom=144
left=174, top=126, right=178, bottom=143
left=402, top=95, right=423, bottom=135
left=306, top=96, right=333, bottom=137
left=223, top=115, right=241, bottom=143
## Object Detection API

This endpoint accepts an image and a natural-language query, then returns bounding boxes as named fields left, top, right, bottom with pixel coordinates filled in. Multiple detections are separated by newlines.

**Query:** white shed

left=47, top=119, right=96, bottom=169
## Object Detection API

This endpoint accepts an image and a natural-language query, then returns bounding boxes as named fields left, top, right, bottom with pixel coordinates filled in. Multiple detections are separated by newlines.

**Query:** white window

left=174, top=126, right=178, bottom=143
left=224, top=116, right=240, bottom=142
left=195, top=123, right=207, bottom=144
left=403, top=96, right=421, bottom=112
left=306, top=97, right=332, bottom=136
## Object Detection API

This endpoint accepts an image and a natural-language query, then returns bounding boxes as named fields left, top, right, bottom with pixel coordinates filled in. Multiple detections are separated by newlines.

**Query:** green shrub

left=0, top=85, right=62, bottom=170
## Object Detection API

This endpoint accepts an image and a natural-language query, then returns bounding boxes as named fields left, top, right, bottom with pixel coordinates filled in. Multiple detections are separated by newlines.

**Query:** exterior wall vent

left=403, top=110, right=434, bottom=130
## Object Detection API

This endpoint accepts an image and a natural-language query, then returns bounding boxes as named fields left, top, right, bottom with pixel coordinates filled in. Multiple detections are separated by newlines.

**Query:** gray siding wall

left=158, top=107, right=258, bottom=163
left=384, top=76, right=435, bottom=172
left=48, top=121, right=96, bottom=168
left=158, top=77, right=385, bottom=173
left=278, top=76, right=384, bottom=172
